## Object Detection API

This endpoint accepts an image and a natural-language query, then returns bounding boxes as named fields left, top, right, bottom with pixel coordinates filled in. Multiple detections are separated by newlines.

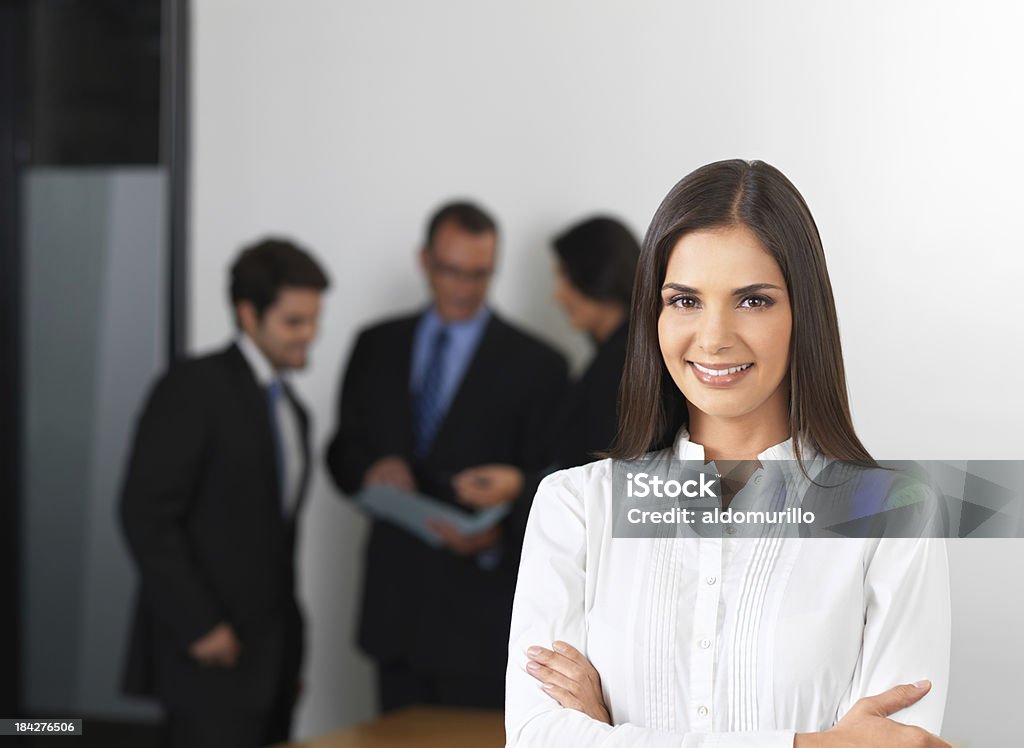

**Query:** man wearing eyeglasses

left=327, top=201, right=567, bottom=712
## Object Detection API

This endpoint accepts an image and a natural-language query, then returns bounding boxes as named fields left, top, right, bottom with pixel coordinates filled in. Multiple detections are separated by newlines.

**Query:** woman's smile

left=687, top=360, right=754, bottom=386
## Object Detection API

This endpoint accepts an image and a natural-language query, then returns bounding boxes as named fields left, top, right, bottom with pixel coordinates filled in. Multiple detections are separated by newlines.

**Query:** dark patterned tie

left=267, top=378, right=287, bottom=511
left=415, top=327, right=450, bottom=457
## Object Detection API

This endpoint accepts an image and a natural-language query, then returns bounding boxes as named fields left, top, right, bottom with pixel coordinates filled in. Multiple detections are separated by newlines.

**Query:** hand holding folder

left=355, top=484, right=511, bottom=548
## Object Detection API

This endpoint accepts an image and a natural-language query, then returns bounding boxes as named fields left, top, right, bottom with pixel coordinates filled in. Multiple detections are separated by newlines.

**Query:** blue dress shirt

left=409, top=305, right=491, bottom=424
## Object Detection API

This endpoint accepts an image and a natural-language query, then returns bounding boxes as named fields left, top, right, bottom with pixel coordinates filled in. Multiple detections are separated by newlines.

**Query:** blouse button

left=754, top=475, right=763, bottom=485
left=699, top=638, right=712, bottom=649
left=697, top=705, right=709, bottom=717
left=706, top=576, right=717, bottom=585
left=725, top=525, right=737, bottom=535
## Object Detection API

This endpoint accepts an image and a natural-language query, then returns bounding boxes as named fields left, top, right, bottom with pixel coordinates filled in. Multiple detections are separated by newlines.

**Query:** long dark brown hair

left=608, top=159, right=873, bottom=465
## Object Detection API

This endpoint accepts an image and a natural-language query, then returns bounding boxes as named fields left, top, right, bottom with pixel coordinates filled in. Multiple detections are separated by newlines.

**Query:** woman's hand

left=453, top=464, right=524, bottom=508
left=426, top=519, right=502, bottom=555
left=795, top=681, right=951, bottom=747
left=526, top=641, right=611, bottom=725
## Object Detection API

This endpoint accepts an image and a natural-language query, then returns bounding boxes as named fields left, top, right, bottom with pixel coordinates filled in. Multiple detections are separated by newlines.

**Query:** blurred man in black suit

left=120, top=239, right=329, bottom=748
left=327, top=202, right=567, bottom=712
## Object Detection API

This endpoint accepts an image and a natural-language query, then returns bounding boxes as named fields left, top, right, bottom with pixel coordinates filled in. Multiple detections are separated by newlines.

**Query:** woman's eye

left=739, top=295, right=774, bottom=309
left=669, top=295, right=700, bottom=310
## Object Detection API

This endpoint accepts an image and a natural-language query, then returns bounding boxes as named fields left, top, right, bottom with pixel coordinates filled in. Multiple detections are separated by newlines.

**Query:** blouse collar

left=671, top=428, right=798, bottom=460
left=672, top=428, right=830, bottom=481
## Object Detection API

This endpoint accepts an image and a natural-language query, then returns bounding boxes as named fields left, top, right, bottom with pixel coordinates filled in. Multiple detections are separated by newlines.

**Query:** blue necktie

left=267, top=378, right=287, bottom=510
left=415, top=327, right=450, bottom=456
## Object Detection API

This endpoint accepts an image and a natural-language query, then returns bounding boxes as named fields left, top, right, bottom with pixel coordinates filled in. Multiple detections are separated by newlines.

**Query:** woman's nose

left=696, top=307, right=734, bottom=354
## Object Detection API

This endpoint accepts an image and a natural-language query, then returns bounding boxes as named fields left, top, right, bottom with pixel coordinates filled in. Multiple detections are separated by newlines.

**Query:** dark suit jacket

left=120, top=343, right=309, bottom=711
left=326, top=310, right=568, bottom=678
left=552, top=321, right=629, bottom=469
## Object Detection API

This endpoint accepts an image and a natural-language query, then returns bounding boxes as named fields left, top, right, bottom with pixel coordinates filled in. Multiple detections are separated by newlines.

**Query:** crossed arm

left=523, top=641, right=949, bottom=748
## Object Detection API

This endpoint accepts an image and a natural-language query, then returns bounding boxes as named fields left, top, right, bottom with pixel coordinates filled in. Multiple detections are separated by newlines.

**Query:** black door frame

left=0, top=0, right=29, bottom=719
left=164, top=0, right=189, bottom=361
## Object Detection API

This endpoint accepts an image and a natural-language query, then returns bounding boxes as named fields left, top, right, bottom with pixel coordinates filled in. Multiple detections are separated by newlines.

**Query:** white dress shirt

left=505, top=431, right=950, bottom=747
left=237, top=334, right=304, bottom=516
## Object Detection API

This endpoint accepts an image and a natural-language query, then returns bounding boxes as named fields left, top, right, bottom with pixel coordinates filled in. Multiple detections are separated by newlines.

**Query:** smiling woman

left=612, top=160, right=873, bottom=468
left=658, top=225, right=793, bottom=454
left=504, top=160, right=952, bottom=748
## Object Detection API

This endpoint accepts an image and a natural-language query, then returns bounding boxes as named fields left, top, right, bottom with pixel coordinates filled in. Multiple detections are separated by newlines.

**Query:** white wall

left=191, top=1, right=1024, bottom=744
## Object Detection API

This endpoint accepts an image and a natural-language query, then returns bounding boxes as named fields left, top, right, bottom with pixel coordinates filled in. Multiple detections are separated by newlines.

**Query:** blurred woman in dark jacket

left=452, top=216, right=639, bottom=509
left=548, top=216, right=639, bottom=468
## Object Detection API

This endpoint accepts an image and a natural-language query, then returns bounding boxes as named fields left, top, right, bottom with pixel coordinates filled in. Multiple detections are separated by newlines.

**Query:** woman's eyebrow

left=661, top=282, right=783, bottom=295
left=732, top=283, right=783, bottom=296
left=661, top=283, right=698, bottom=293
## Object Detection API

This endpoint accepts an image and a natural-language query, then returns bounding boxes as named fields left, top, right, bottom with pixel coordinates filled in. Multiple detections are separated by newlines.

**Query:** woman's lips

left=687, top=361, right=754, bottom=387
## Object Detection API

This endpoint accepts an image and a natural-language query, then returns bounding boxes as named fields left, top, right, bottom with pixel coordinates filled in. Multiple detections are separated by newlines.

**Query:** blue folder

left=355, top=485, right=511, bottom=547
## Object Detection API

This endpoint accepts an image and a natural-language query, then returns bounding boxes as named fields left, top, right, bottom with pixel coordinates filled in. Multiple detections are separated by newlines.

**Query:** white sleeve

left=834, top=535, right=952, bottom=733
left=505, top=470, right=796, bottom=748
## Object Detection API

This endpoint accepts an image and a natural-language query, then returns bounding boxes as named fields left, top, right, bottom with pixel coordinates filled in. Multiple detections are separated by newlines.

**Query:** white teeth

left=693, top=362, right=752, bottom=376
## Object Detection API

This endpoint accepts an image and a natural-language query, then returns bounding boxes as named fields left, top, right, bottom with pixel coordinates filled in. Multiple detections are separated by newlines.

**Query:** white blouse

left=505, top=433, right=950, bottom=747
